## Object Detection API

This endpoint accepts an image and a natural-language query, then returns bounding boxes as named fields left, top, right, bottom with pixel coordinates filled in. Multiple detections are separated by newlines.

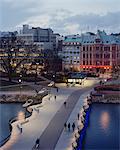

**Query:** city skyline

left=0, top=0, right=120, bottom=34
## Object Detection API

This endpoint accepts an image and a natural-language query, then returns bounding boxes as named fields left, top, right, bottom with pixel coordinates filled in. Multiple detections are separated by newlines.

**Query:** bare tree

left=0, top=37, right=34, bottom=81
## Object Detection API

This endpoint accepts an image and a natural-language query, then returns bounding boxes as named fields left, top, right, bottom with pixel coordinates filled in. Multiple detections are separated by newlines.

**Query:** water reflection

left=100, top=111, right=110, bottom=131
left=82, top=104, right=119, bottom=150
left=17, top=111, right=25, bottom=122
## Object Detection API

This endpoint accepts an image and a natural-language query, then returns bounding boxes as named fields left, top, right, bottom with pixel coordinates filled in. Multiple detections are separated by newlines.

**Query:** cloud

left=0, top=0, right=120, bottom=34
left=64, top=12, right=120, bottom=33
left=17, top=15, right=51, bottom=28
left=16, top=10, right=120, bottom=35
left=63, top=24, right=80, bottom=34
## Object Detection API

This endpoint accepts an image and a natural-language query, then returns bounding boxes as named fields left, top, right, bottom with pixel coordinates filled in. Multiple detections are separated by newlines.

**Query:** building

left=62, top=35, right=82, bottom=72
left=17, top=25, right=63, bottom=72
left=62, top=30, right=120, bottom=74
left=17, top=25, right=60, bottom=51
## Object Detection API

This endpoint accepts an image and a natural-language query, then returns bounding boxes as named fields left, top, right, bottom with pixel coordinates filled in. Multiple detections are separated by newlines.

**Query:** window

left=74, top=56, right=77, bottom=59
left=104, top=54, right=110, bottom=58
left=83, top=61, right=85, bottom=65
left=104, top=47, right=110, bottom=51
left=96, top=47, right=99, bottom=51
left=90, top=53, right=92, bottom=58
left=83, top=53, right=85, bottom=58
left=104, top=61, right=110, bottom=65
left=96, top=54, right=99, bottom=58
left=83, top=46, right=85, bottom=51
left=112, top=54, right=116, bottom=59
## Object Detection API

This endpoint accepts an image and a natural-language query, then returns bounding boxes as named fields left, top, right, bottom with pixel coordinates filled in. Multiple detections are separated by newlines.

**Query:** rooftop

left=64, top=30, right=120, bottom=45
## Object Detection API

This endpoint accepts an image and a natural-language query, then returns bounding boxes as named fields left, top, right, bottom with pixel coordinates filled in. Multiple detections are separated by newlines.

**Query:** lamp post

left=18, top=79, right=22, bottom=97
left=53, top=74, right=56, bottom=87
left=19, top=74, right=22, bottom=97
left=35, top=63, right=39, bottom=84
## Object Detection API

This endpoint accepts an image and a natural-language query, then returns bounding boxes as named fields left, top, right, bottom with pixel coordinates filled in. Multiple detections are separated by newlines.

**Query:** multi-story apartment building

left=62, top=35, right=82, bottom=72
left=62, top=30, right=120, bottom=73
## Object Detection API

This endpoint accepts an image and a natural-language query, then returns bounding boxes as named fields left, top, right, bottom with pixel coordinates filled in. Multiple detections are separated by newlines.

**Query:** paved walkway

left=1, top=79, right=99, bottom=150
left=54, top=90, right=92, bottom=150
left=37, top=87, right=92, bottom=150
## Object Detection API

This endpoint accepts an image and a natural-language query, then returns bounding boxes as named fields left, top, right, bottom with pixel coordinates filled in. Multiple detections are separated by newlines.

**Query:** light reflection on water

left=17, top=111, right=25, bottom=122
left=82, top=103, right=120, bottom=150
left=100, top=111, right=110, bottom=131
left=0, top=103, right=28, bottom=146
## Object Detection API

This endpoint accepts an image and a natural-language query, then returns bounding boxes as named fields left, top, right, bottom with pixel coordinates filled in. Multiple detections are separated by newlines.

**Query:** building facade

left=62, top=30, right=120, bottom=73
left=62, top=35, right=82, bottom=72
left=17, top=25, right=61, bottom=51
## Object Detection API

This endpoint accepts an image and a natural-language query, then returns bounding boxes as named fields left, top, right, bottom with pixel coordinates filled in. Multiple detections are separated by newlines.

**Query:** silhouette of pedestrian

left=77, top=113, right=80, bottom=120
left=20, top=127, right=22, bottom=133
left=35, top=138, right=40, bottom=148
left=49, top=97, right=50, bottom=100
left=64, top=101, right=67, bottom=108
left=68, top=123, right=70, bottom=131
left=64, top=122, right=67, bottom=130
left=72, top=122, right=75, bottom=131
left=54, top=95, right=56, bottom=100
left=56, top=87, right=59, bottom=92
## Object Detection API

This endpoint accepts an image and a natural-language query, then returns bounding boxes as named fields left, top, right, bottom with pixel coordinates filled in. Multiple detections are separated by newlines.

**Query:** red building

left=62, top=31, right=120, bottom=74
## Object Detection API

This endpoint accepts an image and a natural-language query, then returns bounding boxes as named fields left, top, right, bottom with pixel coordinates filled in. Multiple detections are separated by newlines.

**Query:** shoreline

left=0, top=93, right=48, bottom=148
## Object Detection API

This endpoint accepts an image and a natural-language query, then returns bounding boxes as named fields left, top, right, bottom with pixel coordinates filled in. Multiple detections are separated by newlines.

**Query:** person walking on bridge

left=64, top=122, right=67, bottom=130
left=72, top=122, right=75, bottom=131
left=64, top=101, right=67, bottom=108
left=68, top=123, right=71, bottom=131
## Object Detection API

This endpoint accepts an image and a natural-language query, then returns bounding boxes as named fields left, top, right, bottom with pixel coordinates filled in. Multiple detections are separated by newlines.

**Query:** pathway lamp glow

left=18, top=79, right=22, bottom=97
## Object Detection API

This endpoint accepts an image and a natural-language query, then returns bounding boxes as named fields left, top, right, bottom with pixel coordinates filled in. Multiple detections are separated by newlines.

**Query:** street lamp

left=18, top=79, right=22, bottom=97
left=35, top=63, right=39, bottom=84
left=53, top=75, right=55, bottom=87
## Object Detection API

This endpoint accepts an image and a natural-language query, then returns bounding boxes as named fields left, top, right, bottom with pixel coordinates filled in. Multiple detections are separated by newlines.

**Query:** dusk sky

left=0, top=0, right=120, bottom=34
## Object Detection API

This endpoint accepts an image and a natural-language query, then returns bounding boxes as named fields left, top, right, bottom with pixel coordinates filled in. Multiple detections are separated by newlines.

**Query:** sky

left=0, top=0, right=120, bottom=35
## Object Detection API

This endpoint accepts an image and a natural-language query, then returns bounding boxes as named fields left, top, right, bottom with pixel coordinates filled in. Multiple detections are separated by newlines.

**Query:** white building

left=62, top=35, right=82, bottom=71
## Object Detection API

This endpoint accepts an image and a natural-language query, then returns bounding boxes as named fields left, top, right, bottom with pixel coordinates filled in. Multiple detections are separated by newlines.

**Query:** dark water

left=82, top=103, right=120, bottom=150
left=0, top=103, right=29, bottom=145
